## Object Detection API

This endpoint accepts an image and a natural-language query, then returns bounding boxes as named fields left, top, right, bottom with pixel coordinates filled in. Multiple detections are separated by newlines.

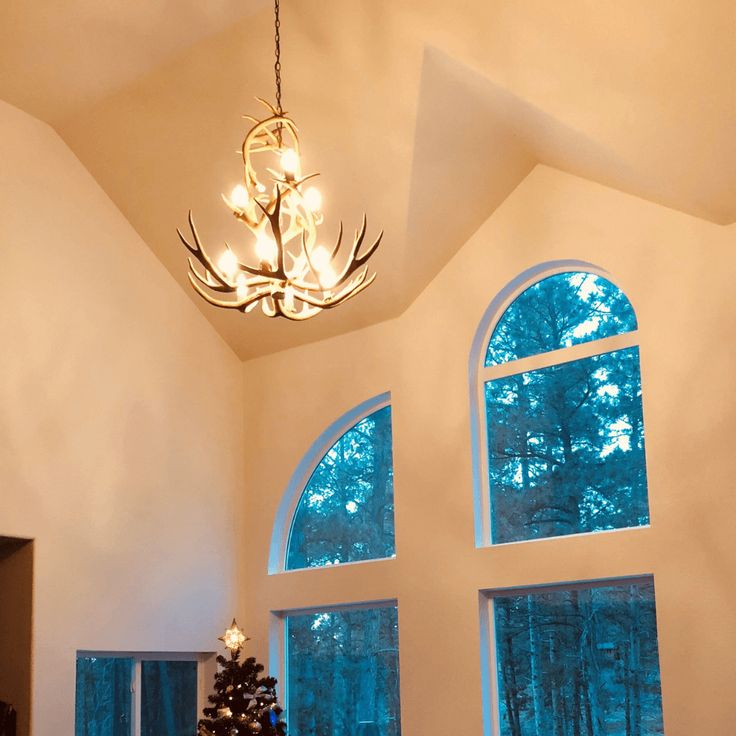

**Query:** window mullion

left=480, top=330, right=639, bottom=383
left=133, top=658, right=142, bottom=736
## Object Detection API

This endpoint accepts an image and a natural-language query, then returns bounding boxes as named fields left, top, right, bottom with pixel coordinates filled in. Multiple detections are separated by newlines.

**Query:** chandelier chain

left=274, top=0, right=283, bottom=116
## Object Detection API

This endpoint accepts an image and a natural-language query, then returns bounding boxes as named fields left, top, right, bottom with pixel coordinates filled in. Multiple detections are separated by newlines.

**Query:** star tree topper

left=218, top=619, right=249, bottom=654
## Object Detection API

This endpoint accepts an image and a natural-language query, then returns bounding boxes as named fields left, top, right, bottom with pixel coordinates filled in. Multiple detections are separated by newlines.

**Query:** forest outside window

left=284, top=604, right=401, bottom=736
left=486, top=577, right=664, bottom=736
left=479, top=271, right=650, bottom=544
left=75, top=653, right=201, bottom=736
left=286, top=405, right=395, bottom=570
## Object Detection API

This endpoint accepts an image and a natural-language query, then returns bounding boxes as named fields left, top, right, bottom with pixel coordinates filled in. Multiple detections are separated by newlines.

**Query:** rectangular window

left=486, top=347, right=649, bottom=544
left=285, top=604, right=401, bottom=736
left=487, top=578, right=664, bottom=736
left=75, top=654, right=203, bottom=736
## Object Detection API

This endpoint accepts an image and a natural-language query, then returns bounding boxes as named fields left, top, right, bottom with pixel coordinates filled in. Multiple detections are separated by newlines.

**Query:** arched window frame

left=268, top=391, right=392, bottom=575
left=469, top=260, right=644, bottom=547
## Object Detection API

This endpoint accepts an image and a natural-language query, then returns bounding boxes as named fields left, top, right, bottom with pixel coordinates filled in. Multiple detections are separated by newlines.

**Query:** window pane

left=486, top=347, right=649, bottom=543
left=141, top=660, right=198, bottom=736
left=286, top=606, right=401, bottom=736
left=286, top=406, right=395, bottom=570
left=485, top=272, right=637, bottom=366
left=492, top=579, right=664, bottom=736
left=75, top=657, right=133, bottom=736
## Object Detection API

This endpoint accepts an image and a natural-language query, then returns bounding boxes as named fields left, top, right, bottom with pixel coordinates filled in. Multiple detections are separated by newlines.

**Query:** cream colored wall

left=241, top=165, right=736, bottom=736
left=0, top=100, right=244, bottom=734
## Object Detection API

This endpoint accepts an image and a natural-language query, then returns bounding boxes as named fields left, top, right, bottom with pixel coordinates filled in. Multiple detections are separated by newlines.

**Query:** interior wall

left=241, top=165, right=736, bottom=736
left=0, top=99, right=244, bottom=734
left=0, top=538, right=33, bottom=736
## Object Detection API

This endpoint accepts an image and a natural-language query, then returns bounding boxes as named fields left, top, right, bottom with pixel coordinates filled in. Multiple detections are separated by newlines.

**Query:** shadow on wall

left=0, top=536, right=33, bottom=736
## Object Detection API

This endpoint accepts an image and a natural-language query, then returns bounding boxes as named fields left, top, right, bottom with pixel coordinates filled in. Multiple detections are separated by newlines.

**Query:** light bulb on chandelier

left=217, top=249, right=239, bottom=280
left=280, top=148, right=300, bottom=177
left=255, top=234, right=278, bottom=265
left=177, top=0, right=382, bottom=321
left=303, top=186, right=322, bottom=213
left=229, top=184, right=250, bottom=211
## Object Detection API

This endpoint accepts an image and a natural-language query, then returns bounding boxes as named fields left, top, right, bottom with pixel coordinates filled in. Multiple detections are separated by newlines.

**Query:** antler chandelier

left=178, top=0, right=382, bottom=321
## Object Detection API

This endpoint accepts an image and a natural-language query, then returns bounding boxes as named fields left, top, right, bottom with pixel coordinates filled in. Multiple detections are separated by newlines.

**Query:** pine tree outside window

left=281, top=399, right=395, bottom=571
left=482, top=577, right=665, bottom=736
left=285, top=604, right=401, bottom=736
left=471, top=267, right=650, bottom=545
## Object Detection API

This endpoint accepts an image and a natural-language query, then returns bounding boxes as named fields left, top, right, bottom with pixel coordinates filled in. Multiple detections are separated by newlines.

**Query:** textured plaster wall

left=241, top=165, right=736, bottom=736
left=0, top=99, right=244, bottom=734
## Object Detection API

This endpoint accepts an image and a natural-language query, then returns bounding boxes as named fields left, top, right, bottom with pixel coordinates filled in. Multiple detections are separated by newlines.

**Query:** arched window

left=284, top=400, right=395, bottom=571
left=271, top=395, right=401, bottom=736
left=472, top=266, right=650, bottom=545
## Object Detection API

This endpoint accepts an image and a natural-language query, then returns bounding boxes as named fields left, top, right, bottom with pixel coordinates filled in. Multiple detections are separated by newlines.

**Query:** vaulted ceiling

left=2, top=0, right=734, bottom=359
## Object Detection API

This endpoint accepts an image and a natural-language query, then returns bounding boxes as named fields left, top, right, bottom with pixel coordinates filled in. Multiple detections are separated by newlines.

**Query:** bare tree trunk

left=501, top=605, right=523, bottom=736
left=527, top=595, right=543, bottom=736
left=629, top=586, right=642, bottom=736
left=550, top=635, right=564, bottom=736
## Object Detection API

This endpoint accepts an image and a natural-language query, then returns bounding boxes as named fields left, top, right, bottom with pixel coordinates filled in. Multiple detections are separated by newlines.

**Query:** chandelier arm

left=323, top=273, right=377, bottom=308
left=295, top=269, right=370, bottom=308
left=188, top=260, right=233, bottom=293
left=187, top=273, right=273, bottom=311
left=177, top=212, right=231, bottom=288
left=242, top=110, right=299, bottom=185
left=278, top=299, right=323, bottom=321
left=329, top=221, right=344, bottom=261
left=255, top=187, right=288, bottom=278
left=262, top=296, right=278, bottom=317
left=297, top=271, right=377, bottom=310
left=190, top=259, right=223, bottom=289
left=237, top=263, right=279, bottom=279
left=326, top=225, right=382, bottom=288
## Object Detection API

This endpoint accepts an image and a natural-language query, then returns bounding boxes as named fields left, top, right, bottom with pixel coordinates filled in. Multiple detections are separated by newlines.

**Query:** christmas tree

left=198, top=620, right=287, bottom=736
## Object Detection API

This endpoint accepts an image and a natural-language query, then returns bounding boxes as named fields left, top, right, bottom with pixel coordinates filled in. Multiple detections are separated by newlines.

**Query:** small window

left=486, top=578, right=664, bottom=736
left=75, top=654, right=201, bottom=736
left=286, top=405, right=395, bottom=570
left=285, top=604, right=401, bottom=736
left=475, top=270, right=650, bottom=544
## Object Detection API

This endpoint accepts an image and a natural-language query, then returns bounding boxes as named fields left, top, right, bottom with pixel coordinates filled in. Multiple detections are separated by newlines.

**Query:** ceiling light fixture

left=177, top=0, right=382, bottom=321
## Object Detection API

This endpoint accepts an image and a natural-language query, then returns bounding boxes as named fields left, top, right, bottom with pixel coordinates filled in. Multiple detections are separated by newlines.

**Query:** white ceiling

left=2, top=0, right=734, bottom=359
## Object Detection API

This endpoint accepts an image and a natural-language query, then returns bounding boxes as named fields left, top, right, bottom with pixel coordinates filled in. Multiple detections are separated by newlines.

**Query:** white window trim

left=479, top=575, right=656, bottom=736
left=76, top=650, right=216, bottom=736
left=468, top=260, right=642, bottom=547
left=267, top=391, right=392, bottom=575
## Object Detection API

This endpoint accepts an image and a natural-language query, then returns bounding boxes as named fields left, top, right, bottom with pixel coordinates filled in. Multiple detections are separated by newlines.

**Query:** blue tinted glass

left=286, top=606, right=401, bottom=736
left=486, top=347, right=649, bottom=543
left=485, top=272, right=637, bottom=366
left=286, top=406, right=395, bottom=570
left=141, top=660, right=198, bottom=736
left=75, top=657, right=133, bottom=736
left=493, top=579, right=664, bottom=736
